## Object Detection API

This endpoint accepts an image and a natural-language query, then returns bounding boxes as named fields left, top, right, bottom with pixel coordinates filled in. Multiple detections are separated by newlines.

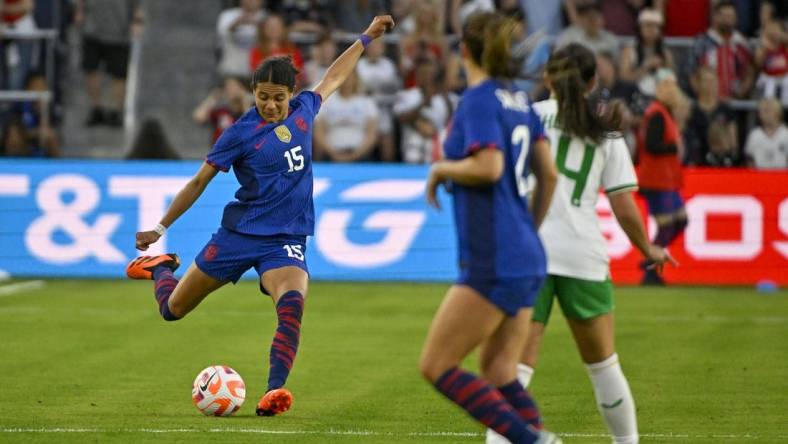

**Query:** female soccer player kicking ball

left=420, top=12, right=562, bottom=444
left=486, top=43, right=676, bottom=444
left=125, top=15, right=395, bottom=417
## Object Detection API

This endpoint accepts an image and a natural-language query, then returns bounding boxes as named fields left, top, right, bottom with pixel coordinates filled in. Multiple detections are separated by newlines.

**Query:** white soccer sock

left=485, top=364, right=537, bottom=444
left=516, top=363, right=535, bottom=388
left=586, top=353, right=639, bottom=444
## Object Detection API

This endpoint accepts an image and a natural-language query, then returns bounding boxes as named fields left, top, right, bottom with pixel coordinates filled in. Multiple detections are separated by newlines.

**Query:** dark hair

left=546, top=43, right=622, bottom=143
left=251, top=55, right=299, bottom=91
left=462, top=12, right=521, bottom=79
left=126, top=118, right=180, bottom=160
left=635, top=22, right=666, bottom=71
left=714, top=0, right=735, bottom=12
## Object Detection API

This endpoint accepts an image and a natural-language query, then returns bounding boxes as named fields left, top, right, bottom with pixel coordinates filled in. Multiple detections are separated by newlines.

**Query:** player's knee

left=164, top=299, right=187, bottom=320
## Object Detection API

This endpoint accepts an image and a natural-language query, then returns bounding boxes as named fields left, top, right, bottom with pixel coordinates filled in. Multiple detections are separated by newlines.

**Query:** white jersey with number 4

left=533, top=99, right=638, bottom=281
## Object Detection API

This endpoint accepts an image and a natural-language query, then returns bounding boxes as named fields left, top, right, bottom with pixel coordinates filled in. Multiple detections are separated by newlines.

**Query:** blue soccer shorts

left=640, top=189, right=685, bottom=216
left=457, top=274, right=546, bottom=317
left=195, top=227, right=308, bottom=294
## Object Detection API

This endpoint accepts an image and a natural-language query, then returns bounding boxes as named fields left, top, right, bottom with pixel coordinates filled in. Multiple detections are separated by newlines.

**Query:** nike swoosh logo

left=601, top=398, right=624, bottom=409
left=199, top=371, right=217, bottom=392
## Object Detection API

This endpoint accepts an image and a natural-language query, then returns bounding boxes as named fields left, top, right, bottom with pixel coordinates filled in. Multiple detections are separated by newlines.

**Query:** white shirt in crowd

left=316, top=93, right=379, bottom=152
left=357, top=56, right=400, bottom=134
left=533, top=99, right=639, bottom=282
left=393, top=88, right=458, bottom=164
left=216, top=8, right=266, bottom=78
left=744, top=125, right=788, bottom=169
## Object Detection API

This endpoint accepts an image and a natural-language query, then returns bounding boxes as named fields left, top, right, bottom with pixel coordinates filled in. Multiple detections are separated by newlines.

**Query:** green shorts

left=532, top=274, right=614, bottom=324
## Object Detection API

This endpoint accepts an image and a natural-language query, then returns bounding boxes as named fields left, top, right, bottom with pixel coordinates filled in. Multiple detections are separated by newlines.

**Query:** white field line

left=0, top=280, right=45, bottom=297
left=0, top=428, right=785, bottom=440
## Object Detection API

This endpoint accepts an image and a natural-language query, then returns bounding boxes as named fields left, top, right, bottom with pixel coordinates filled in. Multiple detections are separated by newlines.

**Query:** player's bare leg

left=568, top=314, right=639, bottom=444
left=257, top=266, right=309, bottom=416
left=420, top=286, right=557, bottom=444
left=166, top=263, right=227, bottom=318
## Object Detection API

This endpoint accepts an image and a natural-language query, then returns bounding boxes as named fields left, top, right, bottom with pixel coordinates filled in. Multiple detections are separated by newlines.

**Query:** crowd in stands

left=1, top=0, right=787, bottom=170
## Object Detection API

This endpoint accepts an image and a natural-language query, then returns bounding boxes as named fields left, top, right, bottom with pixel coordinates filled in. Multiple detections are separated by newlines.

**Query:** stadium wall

left=0, top=160, right=785, bottom=285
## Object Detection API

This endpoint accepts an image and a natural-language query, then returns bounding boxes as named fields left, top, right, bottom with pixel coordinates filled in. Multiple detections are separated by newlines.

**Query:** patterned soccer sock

left=653, top=223, right=676, bottom=247
left=434, top=367, right=540, bottom=444
left=267, top=290, right=304, bottom=391
left=587, top=353, right=639, bottom=444
left=499, top=379, right=543, bottom=429
left=152, top=266, right=180, bottom=321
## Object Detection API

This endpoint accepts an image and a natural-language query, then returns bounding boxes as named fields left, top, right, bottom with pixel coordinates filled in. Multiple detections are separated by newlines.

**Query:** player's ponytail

left=546, top=43, right=622, bottom=143
left=463, top=12, right=520, bottom=79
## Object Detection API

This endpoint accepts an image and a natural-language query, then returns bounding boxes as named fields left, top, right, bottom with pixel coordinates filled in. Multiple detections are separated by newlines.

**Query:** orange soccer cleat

left=256, top=388, right=293, bottom=416
left=125, top=253, right=180, bottom=280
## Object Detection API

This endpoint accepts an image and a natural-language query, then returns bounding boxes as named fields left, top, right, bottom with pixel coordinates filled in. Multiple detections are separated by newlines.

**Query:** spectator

left=304, top=32, right=336, bottom=88
left=636, top=69, right=687, bottom=285
left=393, top=57, right=457, bottom=164
left=449, top=0, right=494, bottom=36
left=0, top=114, right=58, bottom=157
left=599, top=0, right=644, bottom=36
left=556, top=1, right=619, bottom=57
left=76, top=0, right=143, bottom=127
left=593, top=52, right=647, bottom=150
left=684, top=67, right=738, bottom=166
left=1, top=0, right=38, bottom=91
left=703, top=121, right=741, bottom=167
left=313, top=69, right=379, bottom=162
left=126, top=117, right=180, bottom=160
left=655, top=0, right=710, bottom=38
left=249, top=14, right=304, bottom=84
left=744, top=98, right=788, bottom=169
left=331, top=0, right=386, bottom=33
left=398, top=1, right=447, bottom=88
left=12, top=73, right=59, bottom=152
left=686, top=0, right=754, bottom=99
left=357, top=37, right=400, bottom=161
left=278, top=0, right=333, bottom=34
left=619, top=9, right=674, bottom=97
left=518, top=0, right=563, bottom=36
left=216, top=0, right=267, bottom=79
left=192, top=76, right=251, bottom=145
left=754, top=20, right=788, bottom=105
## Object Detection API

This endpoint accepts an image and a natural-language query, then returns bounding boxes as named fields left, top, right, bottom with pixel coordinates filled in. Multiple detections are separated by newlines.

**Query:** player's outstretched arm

left=135, top=162, right=219, bottom=251
left=609, top=191, right=678, bottom=272
left=528, top=139, right=558, bottom=229
left=312, top=15, right=394, bottom=101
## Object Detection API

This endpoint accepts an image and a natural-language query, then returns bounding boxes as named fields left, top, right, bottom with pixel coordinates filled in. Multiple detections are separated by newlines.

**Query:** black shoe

left=106, top=110, right=123, bottom=127
left=641, top=269, right=665, bottom=286
left=85, top=107, right=105, bottom=126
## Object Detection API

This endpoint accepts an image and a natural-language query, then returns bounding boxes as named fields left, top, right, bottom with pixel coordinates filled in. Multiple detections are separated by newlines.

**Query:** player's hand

left=645, top=244, right=678, bottom=273
left=363, top=15, right=395, bottom=39
left=426, top=163, right=446, bottom=210
left=135, top=230, right=161, bottom=251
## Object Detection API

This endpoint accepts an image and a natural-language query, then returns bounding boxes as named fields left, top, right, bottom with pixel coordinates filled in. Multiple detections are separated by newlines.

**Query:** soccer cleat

left=534, top=430, right=562, bottom=444
left=255, top=388, right=293, bottom=416
left=126, top=253, right=180, bottom=280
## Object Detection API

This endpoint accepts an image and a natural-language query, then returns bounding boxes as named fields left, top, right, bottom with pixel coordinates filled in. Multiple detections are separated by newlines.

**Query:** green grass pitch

left=0, top=280, right=786, bottom=443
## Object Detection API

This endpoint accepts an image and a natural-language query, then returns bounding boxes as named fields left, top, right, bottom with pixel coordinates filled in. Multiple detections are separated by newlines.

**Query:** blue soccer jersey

left=206, top=91, right=322, bottom=236
left=443, top=79, right=547, bottom=280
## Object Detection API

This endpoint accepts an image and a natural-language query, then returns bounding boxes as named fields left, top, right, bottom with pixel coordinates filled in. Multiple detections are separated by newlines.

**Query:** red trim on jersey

left=205, top=158, right=229, bottom=172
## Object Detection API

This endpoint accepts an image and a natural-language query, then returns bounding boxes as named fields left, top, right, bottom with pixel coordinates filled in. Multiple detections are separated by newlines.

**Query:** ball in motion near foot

left=192, top=365, right=246, bottom=416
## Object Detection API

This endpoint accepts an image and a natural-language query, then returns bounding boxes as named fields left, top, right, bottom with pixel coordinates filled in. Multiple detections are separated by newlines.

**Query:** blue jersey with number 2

left=206, top=91, right=322, bottom=237
left=442, top=79, right=546, bottom=280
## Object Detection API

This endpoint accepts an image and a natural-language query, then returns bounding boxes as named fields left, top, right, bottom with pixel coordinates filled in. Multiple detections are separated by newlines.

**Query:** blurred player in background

left=125, top=15, right=395, bottom=417
left=487, top=43, right=675, bottom=444
left=420, top=12, right=561, bottom=444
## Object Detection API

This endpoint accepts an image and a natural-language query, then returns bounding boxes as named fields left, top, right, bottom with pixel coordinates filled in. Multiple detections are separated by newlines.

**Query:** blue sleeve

left=298, top=91, right=323, bottom=116
left=206, top=126, right=243, bottom=172
left=529, top=108, right=547, bottom=145
left=442, top=110, right=465, bottom=160
left=462, top=96, right=504, bottom=156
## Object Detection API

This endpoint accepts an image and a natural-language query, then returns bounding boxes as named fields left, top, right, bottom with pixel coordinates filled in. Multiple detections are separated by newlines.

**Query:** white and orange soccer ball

left=192, top=365, right=246, bottom=416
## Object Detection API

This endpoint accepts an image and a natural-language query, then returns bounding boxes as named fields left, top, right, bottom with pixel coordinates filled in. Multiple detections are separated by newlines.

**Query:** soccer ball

left=192, top=365, right=246, bottom=416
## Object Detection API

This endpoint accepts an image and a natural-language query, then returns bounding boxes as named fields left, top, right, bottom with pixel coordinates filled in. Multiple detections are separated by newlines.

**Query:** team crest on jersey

left=275, top=125, right=292, bottom=143
left=204, top=244, right=218, bottom=261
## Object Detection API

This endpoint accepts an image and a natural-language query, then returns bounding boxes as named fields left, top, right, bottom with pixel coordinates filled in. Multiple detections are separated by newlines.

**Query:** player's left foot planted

left=126, top=253, right=180, bottom=280
left=256, top=388, right=293, bottom=416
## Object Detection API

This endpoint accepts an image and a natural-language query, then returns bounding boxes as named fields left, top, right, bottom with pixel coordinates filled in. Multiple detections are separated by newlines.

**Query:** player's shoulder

left=533, top=98, right=557, bottom=115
